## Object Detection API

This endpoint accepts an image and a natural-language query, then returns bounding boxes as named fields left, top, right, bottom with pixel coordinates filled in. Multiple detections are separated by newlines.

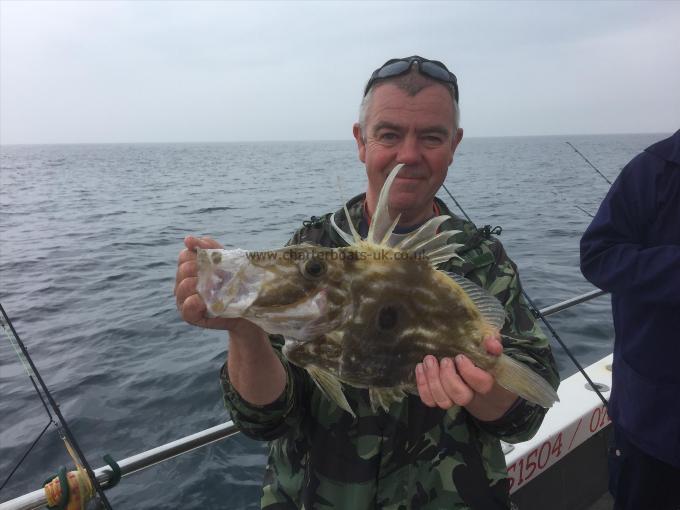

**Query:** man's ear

left=353, top=123, right=366, bottom=163
left=449, top=127, right=464, bottom=165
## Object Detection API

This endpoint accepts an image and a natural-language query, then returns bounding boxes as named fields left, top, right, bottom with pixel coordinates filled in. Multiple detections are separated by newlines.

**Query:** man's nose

left=396, top=134, right=421, bottom=165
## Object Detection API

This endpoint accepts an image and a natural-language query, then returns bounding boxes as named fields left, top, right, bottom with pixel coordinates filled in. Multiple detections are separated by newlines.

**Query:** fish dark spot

left=377, top=306, right=398, bottom=331
left=303, top=258, right=327, bottom=280
left=211, top=251, right=222, bottom=265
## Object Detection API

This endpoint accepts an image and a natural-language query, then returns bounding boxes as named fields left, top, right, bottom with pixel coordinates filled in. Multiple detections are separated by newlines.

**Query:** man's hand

left=415, top=334, right=519, bottom=422
left=174, top=235, right=258, bottom=336
left=175, top=236, right=286, bottom=404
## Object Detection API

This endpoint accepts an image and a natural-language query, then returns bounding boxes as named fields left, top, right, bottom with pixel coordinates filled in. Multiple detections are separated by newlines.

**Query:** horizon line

left=0, top=130, right=671, bottom=147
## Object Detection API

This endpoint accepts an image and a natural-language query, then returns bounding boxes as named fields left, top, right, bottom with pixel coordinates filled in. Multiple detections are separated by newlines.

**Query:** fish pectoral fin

left=368, top=387, right=407, bottom=413
left=306, top=366, right=356, bottom=417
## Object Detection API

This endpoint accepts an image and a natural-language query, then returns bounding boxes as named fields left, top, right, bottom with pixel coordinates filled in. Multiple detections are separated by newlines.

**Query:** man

left=175, top=56, right=559, bottom=509
left=580, top=130, right=680, bottom=509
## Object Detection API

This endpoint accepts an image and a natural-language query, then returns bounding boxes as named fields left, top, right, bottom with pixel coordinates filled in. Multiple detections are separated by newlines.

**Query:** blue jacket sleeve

left=580, top=153, right=680, bottom=305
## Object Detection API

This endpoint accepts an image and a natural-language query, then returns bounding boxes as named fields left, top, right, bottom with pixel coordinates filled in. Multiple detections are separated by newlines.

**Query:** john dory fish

left=196, top=164, right=559, bottom=415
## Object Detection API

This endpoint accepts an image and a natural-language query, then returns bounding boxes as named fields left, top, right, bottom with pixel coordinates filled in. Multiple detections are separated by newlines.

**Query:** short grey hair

left=358, top=71, right=460, bottom=141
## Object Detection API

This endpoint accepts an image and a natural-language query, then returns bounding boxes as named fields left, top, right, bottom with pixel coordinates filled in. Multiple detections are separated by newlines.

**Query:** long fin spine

left=330, top=211, right=355, bottom=246
left=379, top=213, right=402, bottom=246
left=394, top=216, right=452, bottom=251
left=367, top=163, right=404, bottom=244
left=343, top=204, right=362, bottom=244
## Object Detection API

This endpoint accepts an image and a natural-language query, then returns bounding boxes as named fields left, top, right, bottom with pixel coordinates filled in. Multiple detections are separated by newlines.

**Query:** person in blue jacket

left=580, top=129, right=680, bottom=509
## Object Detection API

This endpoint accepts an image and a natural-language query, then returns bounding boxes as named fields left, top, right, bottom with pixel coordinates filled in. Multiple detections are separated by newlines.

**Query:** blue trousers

left=609, top=425, right=680, bottom=510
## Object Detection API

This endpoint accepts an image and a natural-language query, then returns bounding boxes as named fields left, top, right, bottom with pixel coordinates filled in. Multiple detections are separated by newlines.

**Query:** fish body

left=197, top=165, right=559, bottom=414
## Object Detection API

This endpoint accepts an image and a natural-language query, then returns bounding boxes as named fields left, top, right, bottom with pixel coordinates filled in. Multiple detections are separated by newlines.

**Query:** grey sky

left=1, top=1, right=679, bottom=144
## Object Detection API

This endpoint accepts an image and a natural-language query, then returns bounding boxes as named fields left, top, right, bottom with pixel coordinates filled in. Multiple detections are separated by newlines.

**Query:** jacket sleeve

left=580, top=153, right=680, bottom=305
left=220, top=334, right=312, bottom=441
left=219, top=227, right=315, bottom=441
left=471, top=239, right=560, bottom=443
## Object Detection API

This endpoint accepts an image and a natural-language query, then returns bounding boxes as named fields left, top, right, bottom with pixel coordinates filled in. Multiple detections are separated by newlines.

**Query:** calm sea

left=0, top=134, right=666, bottom=508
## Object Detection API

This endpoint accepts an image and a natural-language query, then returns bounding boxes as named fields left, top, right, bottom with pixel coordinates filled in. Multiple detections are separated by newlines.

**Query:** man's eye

left=424, top=135, right=444, bottom=144
left=379, top=132, right=398, bottom=141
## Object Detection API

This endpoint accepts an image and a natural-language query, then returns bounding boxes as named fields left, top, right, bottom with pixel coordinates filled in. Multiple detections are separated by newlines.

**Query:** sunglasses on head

left=364, top=56, right=459, bottom=103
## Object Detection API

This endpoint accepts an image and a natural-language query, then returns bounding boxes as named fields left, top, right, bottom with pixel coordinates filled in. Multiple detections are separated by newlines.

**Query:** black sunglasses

left=364, top=56, right=459, bottom=103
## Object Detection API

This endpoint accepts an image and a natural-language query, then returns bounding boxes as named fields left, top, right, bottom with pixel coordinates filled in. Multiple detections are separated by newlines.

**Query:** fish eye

left=377, top=306, right=398, bottom=331
left=302, top=257, right=327, bottom=280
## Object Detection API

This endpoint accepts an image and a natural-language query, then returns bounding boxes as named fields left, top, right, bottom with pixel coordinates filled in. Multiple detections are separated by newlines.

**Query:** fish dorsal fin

left=332, top=174, right=361, bottom=244
left=389, top=214, right=464, bottom=265
left=428, top=252, right=463, bottom=266
left=408, top=230, right=464, bottom=267
left=393, top=216, right=451, bottom=251
left=407, top=229, right=459, bottom=255
left=444, top=272, right=506, bottom=329
left=306, top=366, right=356, bottom=417
left=367, top=163, right=404, bottom=245
left=344, top=204, right=362, bottom=244
left=330, top=210, right=355, bottom=246
left=379, top=213, right=402, bottom=246
left=369, top=387, right=407, bottom=413
left=424, top=244, right=463, bottom=266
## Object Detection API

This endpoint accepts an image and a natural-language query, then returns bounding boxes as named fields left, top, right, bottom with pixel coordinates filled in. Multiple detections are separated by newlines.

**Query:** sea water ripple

left=0, top=135, right=664, bottom=508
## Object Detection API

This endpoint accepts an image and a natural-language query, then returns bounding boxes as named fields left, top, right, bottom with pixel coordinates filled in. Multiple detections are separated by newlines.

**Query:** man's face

left=353, top=82, right=463, bottom=225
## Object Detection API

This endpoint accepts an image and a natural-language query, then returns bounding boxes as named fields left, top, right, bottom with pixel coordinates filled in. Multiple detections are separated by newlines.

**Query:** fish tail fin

left=492, top=354, right=559, bottom=408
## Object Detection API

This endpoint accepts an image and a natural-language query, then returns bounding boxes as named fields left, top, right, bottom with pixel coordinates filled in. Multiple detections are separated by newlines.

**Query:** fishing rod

left=440, top=184, right=610, bottom=408
left=0, top=303, right=114, bottom=509
left=565, top=141, right=612, bottom=185
left=549, top=190, right=594, bottom=218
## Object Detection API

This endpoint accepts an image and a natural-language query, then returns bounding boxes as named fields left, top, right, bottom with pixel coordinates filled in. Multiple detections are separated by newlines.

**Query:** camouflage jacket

left=220, top=194, right=560, bottom=509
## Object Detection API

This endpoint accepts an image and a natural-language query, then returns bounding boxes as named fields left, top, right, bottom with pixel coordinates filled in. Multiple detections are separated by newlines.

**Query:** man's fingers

left=416, top=354, right=497, bottom=409
left=423, top=356, right=454, bottom=409
left=180, top=293, right=208, bottom=322
left=173, top=236, right=227, bottom=329
left=440, top=357, right=475, bottom=405
left=415, top=363, right=436, bottom=407
left=184, top=235, right=223, bottom=251
left=184, top=236, right=202, bottom=251
left=179, top=293, right=237, bottom=331
left=483, top=334, right=503, bottom=356
left=175, top=249, right=197, bottom=296
left=455, top=355, right=495, bottom=395
left=175, top=235, right=221, bottom=296
left=175, top=277, right=199, bottom=308
left=178, top=247, right=197, bottom=265
left=176, top=259, right=198, bottom=285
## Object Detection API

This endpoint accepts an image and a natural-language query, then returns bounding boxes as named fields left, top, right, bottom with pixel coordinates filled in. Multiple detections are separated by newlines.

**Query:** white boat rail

left=537, top=289, right=606, bottom=317
left=0, top=289, right=609, bottom=510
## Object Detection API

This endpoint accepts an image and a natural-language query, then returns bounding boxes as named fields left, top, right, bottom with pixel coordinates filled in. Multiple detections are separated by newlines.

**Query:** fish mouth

left=248, top=289, right=335, bottom=340
left=197, top=248, right=260, bottom=317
